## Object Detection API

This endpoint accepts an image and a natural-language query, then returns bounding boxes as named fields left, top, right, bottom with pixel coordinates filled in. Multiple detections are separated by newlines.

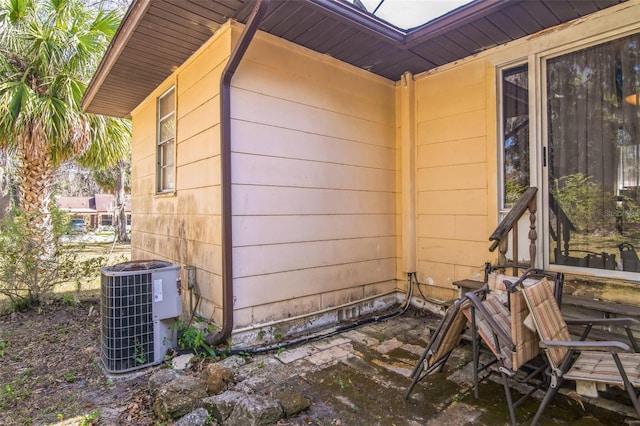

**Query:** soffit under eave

left=82, top=0, right=628, bottom=118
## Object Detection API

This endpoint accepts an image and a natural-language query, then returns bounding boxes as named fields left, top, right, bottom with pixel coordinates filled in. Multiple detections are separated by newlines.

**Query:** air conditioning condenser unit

left=100, top=260, right=182, bottom=373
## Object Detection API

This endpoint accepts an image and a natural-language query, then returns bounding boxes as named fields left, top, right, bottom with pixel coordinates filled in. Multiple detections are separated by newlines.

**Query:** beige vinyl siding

left=130, top=26, right=232, bottom=324
left=411, top=1, right=640, bottom=292
left=414, top=60, right=494, bottom=292
left=230, top=25, right=398, bottom=326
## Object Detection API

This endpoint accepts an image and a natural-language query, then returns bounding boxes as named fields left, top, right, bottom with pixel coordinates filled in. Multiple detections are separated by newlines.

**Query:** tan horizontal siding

left=230, top=26, right=398, bottom=324
left=233, top=121, right=395, bottom=170
left=130, top=24, right=231, bottom=321
left=233, top=214, right=395, bottom=247
left=233, top=236, right=396, bottom=278
left=234, top=259, right=396, bottom=309
left=233, top=186, right=395, bottom=215
left=414, top=58, right=493, bottom=289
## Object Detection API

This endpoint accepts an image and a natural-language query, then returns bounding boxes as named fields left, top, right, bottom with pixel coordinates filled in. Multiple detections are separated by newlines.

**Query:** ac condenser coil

left=100, top=260, right=181, bottom=373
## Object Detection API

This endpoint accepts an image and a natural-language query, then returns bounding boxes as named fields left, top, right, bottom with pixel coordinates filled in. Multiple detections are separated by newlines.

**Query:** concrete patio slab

left=230, top=308, right=639, bottom=425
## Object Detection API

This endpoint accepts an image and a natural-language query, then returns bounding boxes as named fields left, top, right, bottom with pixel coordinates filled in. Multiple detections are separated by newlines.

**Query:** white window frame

left=497, top=60, right=531, bottom=215
left=497, top=27, right=640, bottom=280
left=157, top=86, right=176, bottom=193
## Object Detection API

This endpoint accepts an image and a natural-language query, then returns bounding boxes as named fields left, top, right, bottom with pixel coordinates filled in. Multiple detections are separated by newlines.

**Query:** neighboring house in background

left=82, top=0, right=640, bottom=344
left=57, top=194, right=131, bottom=229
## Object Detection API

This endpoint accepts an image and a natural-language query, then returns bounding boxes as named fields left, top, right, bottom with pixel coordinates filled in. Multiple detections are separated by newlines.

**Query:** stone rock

left=218, top=355, right=247, bottom=371
left=277, top=391, right=311, bottom=418
left=203, top=390, right=245, bottom=423
left=203, top=363, right=234, bottom=395
left=225, top=395, right=283, bottom=426
left=173, top=408, right=211, bottom=426
left=153, top=375, right=208, bottom=420
left=172, top=354, right=195, bottom=370
left=148, top=369, right=181, bottom=395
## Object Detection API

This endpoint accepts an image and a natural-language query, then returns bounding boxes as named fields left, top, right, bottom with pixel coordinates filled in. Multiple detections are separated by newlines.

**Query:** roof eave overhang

left=81, top=0, right=152, bottom=117
left=405, top=0, right=511, bottom=47
left=82, top=0, right=628, bottom=118
left=307, top=0, right=406, bottom=43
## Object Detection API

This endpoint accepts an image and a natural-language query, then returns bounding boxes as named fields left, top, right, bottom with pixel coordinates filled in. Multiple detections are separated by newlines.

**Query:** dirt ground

left=1, top=298, right=634, bottom=426
left=0, top=299, right=157, bottom=426
left=1, top=239, right=634, bottom=425
left=0, top=239, right=148, bottom=426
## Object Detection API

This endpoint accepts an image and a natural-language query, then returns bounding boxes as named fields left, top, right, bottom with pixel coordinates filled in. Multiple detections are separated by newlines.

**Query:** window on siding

left=101, top=214, right=112, bottom=226
left=547, top=33, right=640, bottom=272
left=157, top=87, right=175, bottom=192
left=502, top=64, right=530, bottom=209
left=498, top=32, right=640, bottom=276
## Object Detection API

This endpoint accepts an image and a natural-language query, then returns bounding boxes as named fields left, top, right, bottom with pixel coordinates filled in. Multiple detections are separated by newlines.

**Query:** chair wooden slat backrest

left=510, top=288, right=543, bottom=370
left=405, top=295, right=482, bottom=399
left=429, top=299, right=470, bottom=366
left=520, top=275, right=640, bottom=425
left=466, top=271, right=551, bottom=372
left=463, top=268, right=564, bottom=426
left=521, top=277, right=571, bottom=369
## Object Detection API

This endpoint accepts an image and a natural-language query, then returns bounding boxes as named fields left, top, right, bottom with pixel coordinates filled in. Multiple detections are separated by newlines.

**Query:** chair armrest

left=472, top=284, right=490, bottom=299
left=565, top=317, right=640, bottom=327
left=539, top=339, right=630, bottom=352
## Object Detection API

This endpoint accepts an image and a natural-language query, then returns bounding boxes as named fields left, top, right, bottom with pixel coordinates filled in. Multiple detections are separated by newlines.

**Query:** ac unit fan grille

left=101, top=272, right=154, bottom=372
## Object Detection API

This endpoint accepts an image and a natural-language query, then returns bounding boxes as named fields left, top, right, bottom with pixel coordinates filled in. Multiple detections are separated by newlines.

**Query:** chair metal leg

left=405, top=365, right=424, bottom=399
left=530, top=380, right=562, bottom=426
left=405, top=353, right=452, bottom=399
left=500, top=371, right=517, bottom=426
left=409, top=347, right=431, bottom=380
left=406, top=346, right=431, bottom=399
left=612, top=353, right=640, bottom=416
left=471, top=306, right=481, bottom=399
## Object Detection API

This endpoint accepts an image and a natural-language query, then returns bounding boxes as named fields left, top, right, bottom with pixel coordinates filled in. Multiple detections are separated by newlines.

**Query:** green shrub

left=0, top=206, right=104, bottom=310
left=551, top=173, right=617, bottom=232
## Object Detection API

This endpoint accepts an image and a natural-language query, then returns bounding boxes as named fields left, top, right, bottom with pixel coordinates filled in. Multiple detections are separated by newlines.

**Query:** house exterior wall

left=130, top=22, right=398, bottom=330
left=413, top=60, right=495, bottom=297
left=229, top=25, right=398, bottom=327
left=130, top=25, right=232, bottom=324
left=412, top=0, right=640, bottom=299
left=129, top=1, right=640, bottom=332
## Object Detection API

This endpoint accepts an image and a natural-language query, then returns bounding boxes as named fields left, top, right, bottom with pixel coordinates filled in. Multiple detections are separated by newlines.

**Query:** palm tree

left=0, top=0, right=131, bottom=240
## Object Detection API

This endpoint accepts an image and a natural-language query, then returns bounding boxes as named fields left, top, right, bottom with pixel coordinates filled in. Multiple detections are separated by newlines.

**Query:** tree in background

left=53, top=162, right=102, bottom=197
left=0, top=0, right=131, bottom=307
left=0, top=0, right=131, bottom=239
left=93, top=158, right=131, bottom=242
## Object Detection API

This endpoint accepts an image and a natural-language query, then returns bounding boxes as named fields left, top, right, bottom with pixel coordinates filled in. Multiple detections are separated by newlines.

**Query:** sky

left=350, top=0, right=475, bottom=29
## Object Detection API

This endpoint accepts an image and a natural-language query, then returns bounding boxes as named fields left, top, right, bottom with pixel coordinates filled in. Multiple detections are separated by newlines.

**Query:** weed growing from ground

left=62, top=293, right=76, bottom=307
left=64, top=372, right=76, bottom=383
left=79, top=409, right=100, bottom=426
left=173, top=318, right=217, bottom=357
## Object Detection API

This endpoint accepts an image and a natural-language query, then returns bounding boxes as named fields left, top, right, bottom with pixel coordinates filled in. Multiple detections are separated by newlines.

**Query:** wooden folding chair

left=521, top=277, right=640, bottom=426
left=462, top=268, right=564, bottom=426
left=405, top=263, right=493, bottom=399
left=405, top=295, right=477, bottom=399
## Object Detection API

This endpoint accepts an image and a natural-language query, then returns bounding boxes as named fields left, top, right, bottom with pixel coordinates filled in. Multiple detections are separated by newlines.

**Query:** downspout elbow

left=206, top=0, right=271, bottom=347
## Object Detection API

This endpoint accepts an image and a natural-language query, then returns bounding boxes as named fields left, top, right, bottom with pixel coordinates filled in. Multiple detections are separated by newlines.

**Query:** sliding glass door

left=546, top=33, right=640, bottom=272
